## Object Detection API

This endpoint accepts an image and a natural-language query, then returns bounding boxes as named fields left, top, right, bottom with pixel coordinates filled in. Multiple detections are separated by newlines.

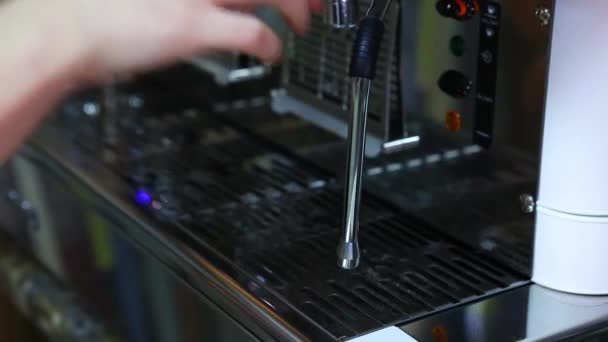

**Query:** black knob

left=436, top=0, right=458, bottom=17
left=438, top=70, right=473, bottom=98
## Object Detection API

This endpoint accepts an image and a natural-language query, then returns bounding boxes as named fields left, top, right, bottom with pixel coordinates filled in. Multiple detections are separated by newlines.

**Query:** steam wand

left=338, top=0, right=394, bottom=270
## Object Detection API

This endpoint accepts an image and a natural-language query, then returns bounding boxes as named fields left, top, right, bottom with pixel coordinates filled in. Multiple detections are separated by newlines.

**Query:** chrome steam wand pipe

left=327, top=0, right=358, bottom=29
left=366, top=0, right=394, bottom=19
left=338, top=0, right=393, bottom=270
left=338, top=78, right=371, bottom=270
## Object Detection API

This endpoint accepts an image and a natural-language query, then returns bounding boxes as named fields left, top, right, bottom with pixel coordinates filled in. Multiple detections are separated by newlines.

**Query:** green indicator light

left=450, top=36, right=465, bottom=57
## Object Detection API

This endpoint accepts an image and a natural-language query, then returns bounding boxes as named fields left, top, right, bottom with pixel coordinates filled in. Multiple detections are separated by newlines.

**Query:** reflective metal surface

left=401, top=0, right=553, bottom=154
left=339, top=78, right=371, bottom=270
left=260, top=0, right=548, bottom=278
left=276, top=0, right=553, bottom=156
left=273, top=0, right=401, bottom=155
left=3, top=151, right=269, bottom=342
left=338, top=0, right=395, bottom=270
left=0, top=1, right=569, bottom=340
left=366, top=0, right=393, bottom=19
left=327, top=0, right=358, bottom=29
left=401, top=284, right=608, bottom=342
left=0, top=74, right=546, bottom=340
left=190, top=57, right=270, bottom=85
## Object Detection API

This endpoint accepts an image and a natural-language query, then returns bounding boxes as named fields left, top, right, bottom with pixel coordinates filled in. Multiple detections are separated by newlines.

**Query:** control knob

left=438, top=70, right=473, bottom=98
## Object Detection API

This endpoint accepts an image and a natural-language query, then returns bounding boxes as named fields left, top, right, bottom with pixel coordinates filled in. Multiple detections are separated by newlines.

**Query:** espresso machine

left=1, top=0, right=608, bottom=341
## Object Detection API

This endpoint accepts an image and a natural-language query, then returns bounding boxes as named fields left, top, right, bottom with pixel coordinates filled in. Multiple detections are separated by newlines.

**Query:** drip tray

left=68, top=109, right=529, bottom=340
left=184, top=190, right=526, bottom=339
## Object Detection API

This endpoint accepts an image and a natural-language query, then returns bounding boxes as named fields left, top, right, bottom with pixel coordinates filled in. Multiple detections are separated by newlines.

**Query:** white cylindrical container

left=532, top=0, right=608, bottom=294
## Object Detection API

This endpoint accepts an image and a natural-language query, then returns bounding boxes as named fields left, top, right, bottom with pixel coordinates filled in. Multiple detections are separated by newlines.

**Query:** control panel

left=399, top=0, right=549, bottom=155
left=270, top=0, right=550, bottom=156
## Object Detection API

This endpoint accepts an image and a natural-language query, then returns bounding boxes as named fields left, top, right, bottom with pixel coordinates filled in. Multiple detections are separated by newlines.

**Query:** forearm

left=0, top=0, right=86, bottom=162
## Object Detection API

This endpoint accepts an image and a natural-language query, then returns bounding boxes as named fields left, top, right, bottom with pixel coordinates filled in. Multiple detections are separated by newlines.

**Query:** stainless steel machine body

left=272, top=0, right=403, bottom=156
left=274, top=0, right=548, bottom=156
left=190, top=53, right=270, bottom=85
left=1, top=0, right=608, bottom=341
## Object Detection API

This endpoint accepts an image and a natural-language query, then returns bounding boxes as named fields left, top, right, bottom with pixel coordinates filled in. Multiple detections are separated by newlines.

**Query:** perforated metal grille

left=281, top=3, right=400, bottom=131
left=181, top=185, right=525, bottom=339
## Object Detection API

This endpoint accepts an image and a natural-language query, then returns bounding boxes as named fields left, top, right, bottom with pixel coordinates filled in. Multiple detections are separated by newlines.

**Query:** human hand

left=48, top=0, right=322, bottom=82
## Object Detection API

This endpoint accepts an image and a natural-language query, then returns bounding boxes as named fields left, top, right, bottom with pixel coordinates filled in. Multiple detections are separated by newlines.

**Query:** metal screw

left=535, top=6, right=551, bottom=27
left=519, top=194, right=536, bottom=214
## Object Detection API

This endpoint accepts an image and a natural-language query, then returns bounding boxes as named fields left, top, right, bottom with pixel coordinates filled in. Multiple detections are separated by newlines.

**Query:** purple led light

left=134, top=190, right=152, bottom=206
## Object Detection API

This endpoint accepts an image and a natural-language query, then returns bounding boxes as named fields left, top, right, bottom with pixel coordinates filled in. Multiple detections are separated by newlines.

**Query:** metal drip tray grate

left=66, top=107, right=529, bottom=340
left=187, top=198, right=525, bottom=339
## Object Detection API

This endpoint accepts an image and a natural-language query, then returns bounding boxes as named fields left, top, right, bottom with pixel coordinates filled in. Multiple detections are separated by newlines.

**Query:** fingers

left=221, top=4, right=259, bottom=13
left=198, top=8, right=282, bottom=63
left=213, top=0, right=312, bottom=34
left=309, top=0, right=323, bottom=13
